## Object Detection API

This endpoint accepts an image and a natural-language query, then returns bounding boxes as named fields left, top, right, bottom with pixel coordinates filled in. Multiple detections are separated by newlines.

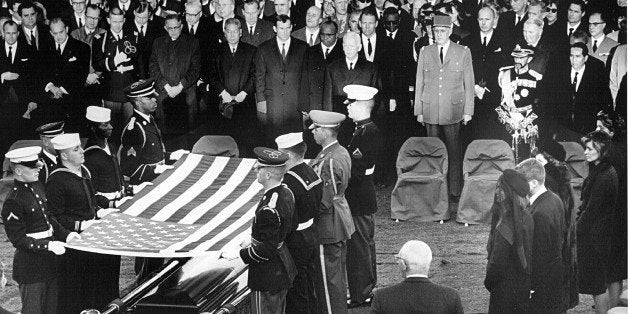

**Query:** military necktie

left=439, top=46, right=443, bottom=63
left=7, top=45, right=12, bottom=64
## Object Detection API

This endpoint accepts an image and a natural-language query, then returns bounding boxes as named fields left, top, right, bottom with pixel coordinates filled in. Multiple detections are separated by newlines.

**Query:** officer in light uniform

left=221, top=147, right=296, bottom=314
left=308, top=110, right=354, bottom=314
left=343, top=85, right=383, bottom=308
left=498, top=44, right=542, bottom=112
left=2, top=146, right=79, bottom=314
left=34, top=121, right=65, bottom=183
left=275, top=132, right=323, bottom=313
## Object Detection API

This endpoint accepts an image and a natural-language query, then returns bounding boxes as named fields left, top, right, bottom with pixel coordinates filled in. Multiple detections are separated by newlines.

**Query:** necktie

left=572, top=72, right=578, bottom=93
left=190, top=26, right=195, bottom=36
left=367, top=38, right=372, bottom=56
left=7, top=46, right=12, bottom=64
left=516, top=15, right=520, bottom=25
left=249, top=26, right=253, bottom=36
left=78, top=17, right=83, bottom=28
left=309, top=33, right=313, bottom=46
left=388, top=31, right=393, bottom=39
left=379, top=11, right=382, bottom=20
left=27, top=30, right=32, bottom=44
left=349, top=62, right=353, bottom=70
left=439, top=46, right=443, bottom=63
left=281, top=43, right=286, bottom=61
left=57, top=44, right=61, bottom=54
left=232, top=47, right=236, bottom=55
left=568, top=27, right=574, bottom=37
left=325, top=47, right=329, bottom=59
left=482, top=36, right=487, bottom=47
left=140, top=25, right=144, bottom=37
left=592, top=40, right=598, bottom=52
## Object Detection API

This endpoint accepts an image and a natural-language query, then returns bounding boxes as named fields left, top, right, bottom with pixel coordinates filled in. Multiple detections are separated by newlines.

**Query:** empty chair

left=457, top=140, right=515, bottom=224
left=560, top=142, right=588, bottom=212
left=192, top=136, right=239, bottom=157
left=391, top=137, right=449, bottom=221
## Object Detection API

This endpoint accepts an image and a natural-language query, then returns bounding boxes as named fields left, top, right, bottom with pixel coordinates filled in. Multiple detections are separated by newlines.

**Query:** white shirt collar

left=481, top=29, right=493, bottom=44
left=112, top=29, right=123, bottom=39
left=361, top=33, right=377, bottom=60
left=134, top=109, right=152, bottom=122
left=322, top=40, right=337, bottom=54
left=529, top=186, right=547, bottom=205
left=135, top=21, right=146, bottom=33
left=567, top=21, right=580, bottom=34
left=5, top=41, right=16, bottom=61
left=570, top=65, right=585, bottom=90
left=246, top=22, right=257, bottom=31
left=74, top=12, right=85, bottom=22
left=229, top=42, right=238, bottom=51
left=406, top=274, right=428, bottom=278
left=387, top=29, right=398, bottom=39
left=591, top=33, right=605, bottom=43
left=277, top=37, right=291, bottom=51
left=305, top=27, right=320, bottom=42
left=437, top=40, right=451, bottom=60
left=322, top=140, right=338, bottom=151
left=189, top=21, right=198, bottom=32
left=346, top=55, right=358, bottom=69
left=118, top=0, right=129, bottom=10
left=57, top=37, right=69, bottom=52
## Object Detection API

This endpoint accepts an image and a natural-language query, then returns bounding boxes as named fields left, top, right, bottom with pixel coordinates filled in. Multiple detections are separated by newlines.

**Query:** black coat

left=382, top=29, right=417, bottom=110
left=299, top=40, right=344, bottom=111
left=240, top=19, right=275, bottom=47
left=125, top=19, right=166, bottom=79
left=0, top=41, right=37, bottom=109
left=495, top=11, right=527, bottom=51
left=323, top=57, right=380, bottom=114
left=371, top=277, right=464, bottom=314
left=207, top=41, right=256, bottom=99
left=149, top=33, right=201, bottom=92
left=577, top=161, right=618, bottom=237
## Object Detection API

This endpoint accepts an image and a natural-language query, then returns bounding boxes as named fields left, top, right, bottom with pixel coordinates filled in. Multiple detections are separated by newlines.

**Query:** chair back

left=192, top=136, right=239, bottom=158
left=396, top=137, right=448, bottom=176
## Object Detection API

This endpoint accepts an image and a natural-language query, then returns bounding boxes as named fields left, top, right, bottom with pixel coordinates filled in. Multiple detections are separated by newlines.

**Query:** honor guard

left=275, top=132, right=323, bottom=313
left=343, top=85, right=383, bottom=308
left=308, top=110, right=355, bottom=314
left=35, top=121, right=64, bottom=183
left=498, top=44, right=542, bottom=111
left=1, top=146, right=79, bottom=314
left=221, top=147, right=297, bottom=314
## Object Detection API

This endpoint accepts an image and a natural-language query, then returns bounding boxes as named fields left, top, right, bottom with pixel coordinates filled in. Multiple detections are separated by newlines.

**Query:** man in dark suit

left=183, top=1, right=214, bottom=72
left=522, top=18, right=557, bottom=77
left=109, top=0, right=139, bottom=21
left=495, top=0, right=528, bottom=51
left=323, top=31, right=379, bottom=145
left=42, top=18, right=91, bottom=131
left=461, top=5, right=508, bottom=141
left=0, top=21, right=38, bottom=154
left=358, top=8, right=390, bottom=67
left=370, top=240, right=464, bottom=313
left=125, top=2, right=164, bottom=79
left=515, top=158, right=566, bottom=314
left=19, top=2, right=54, bottom=52
left=61, top=0, right=87, bottom=32
left=149, top=14, right=200, bottom=133
left=206, top=18, right=257, bottom=155
left=255, top=14, right=308, bottom=142
left=291, top=6, right=321, bottom=46
left=241, top=0, right=275, bottom=47
left=208, top=0, right=239, bottom=47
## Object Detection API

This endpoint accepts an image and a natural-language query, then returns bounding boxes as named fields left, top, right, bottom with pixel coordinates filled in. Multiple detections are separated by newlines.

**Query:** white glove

left=220, top=90, right=233, bottom=103
left=1, top=71, right=18, bottom=83
left=81, top=219, right=101, bottom=231
left=48, top=241, right=66, bottom=255
left=65, top=232, right=81, bottom=242
left=116, top=64, right=134, bottom=73
left=86, top=72, right=100, bottom=85
left=389, top=99, right=397, bottom=112
left=234, top=91, right=247, bottom=103
left=220, top=248, right=240, bottom=260
left=132, top=182, right=153, bottom=194
left=155, top=164, right=174, bottom=174
left=97, top=207, right=120, bottom=218
left=115, top=196, right=132, bottom=207
left=113, top=46, right=130, bottom=66
left=170, top=149, right=190, bottom=161
left=474, top=84, right=485, bottom=100
left=240, top=238, right=251, bottom=248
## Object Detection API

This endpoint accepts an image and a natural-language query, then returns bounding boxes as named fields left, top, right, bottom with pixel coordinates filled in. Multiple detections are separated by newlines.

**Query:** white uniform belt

left=296, top=218, right=313, bottom=231
left=365, top=166, right=375, bottom=176
left=251, top=237, right=284, bottom=249
left=96, top=190, right=123, bottom=200
left=27, top=227, right=53, bottom=239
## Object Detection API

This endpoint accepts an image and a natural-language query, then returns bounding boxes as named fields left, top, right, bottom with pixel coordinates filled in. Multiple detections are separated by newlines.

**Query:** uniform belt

left=96, top=190, right=123, bottom=200
left=365, top=166, right=375, bottom=176
left=251, top=237, right=284, bottom=249
left=26, top=227, right=53, bottom=239
left=296, top=218, right=313, bottom=231
left=146, top=160, right=166, bottom=166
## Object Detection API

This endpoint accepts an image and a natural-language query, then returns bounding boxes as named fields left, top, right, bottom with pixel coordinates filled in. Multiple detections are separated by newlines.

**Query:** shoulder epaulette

left=126, top=117, right=136, bottom=130
left=529, top=69, right=543, bottom=80
left=499, top=65, right=514, bottom=71
left=268, top=192, right=278, bottom=209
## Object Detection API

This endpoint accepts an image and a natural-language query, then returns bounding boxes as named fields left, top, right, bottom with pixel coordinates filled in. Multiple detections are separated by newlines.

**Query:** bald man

left=292, top=6, right=322, bottom=46
left=371, top=241, right=463, bottom=313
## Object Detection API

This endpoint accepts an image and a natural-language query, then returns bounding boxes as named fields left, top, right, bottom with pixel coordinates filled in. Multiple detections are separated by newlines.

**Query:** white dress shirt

left=361, top=33, right=377, bottom=62
left=5, top=42, right=16, bottom=64
left=570, top=66, right=585, bottom=92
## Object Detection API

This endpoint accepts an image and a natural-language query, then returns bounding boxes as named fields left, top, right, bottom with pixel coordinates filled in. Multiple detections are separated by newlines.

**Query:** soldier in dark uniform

left=45, top=133, right=119, bottom=313
left=221, top=147, right=296, bottom=314
left=35, top=121, right=64, bottom=183
left=343, top=85, right=383, bottom=308
left=119, top=78, right=188, bottom=282
left=275, top=132, right=323, bottom=314
left=1, top=146, right=79, bottom=314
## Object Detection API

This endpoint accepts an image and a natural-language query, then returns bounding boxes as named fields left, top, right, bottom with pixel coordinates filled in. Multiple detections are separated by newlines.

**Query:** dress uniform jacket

left=92, top=30, right=141, bottom=102
left=119, top=111, right=168, bottom=184
left=240, top=184, right=296, bottom=291
left=414, top=42, right=475, bottom=125
left=1, top=180, right=70, bottom=283
left=283, top=162, right=323, bottom=248
left=345, top=118, right=382, bottom=215
left=84, top=138, right=128, bottom=207
left=310, top=141, right=354, bottom=244
left=38, top=151, right=58, bottom=184
left=498, top=66, right=542, bottom=109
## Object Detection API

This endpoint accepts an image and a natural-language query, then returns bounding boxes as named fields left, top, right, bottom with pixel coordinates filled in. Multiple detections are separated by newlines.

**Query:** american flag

left=66, top=154, right=262, bottom=257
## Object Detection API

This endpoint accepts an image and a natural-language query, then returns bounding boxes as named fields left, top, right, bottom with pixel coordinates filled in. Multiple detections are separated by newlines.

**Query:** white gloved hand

left=234, top=91, right=247, bottom=103
left=132, top=182, right=153, bottom=194
left=389, top=99, right=397, bottom=112
left=170, top=149, right=190, bottom=161
left=115, top=196, right=132, bottom=207
left=65, top=232, right=81, bottom=242
left=474, top=84, right=485, bottom=100
left=81, top=219, right=101, bottom=231
left=220, top=248, right=240, bottom=260
left=155, top=164, right=174, bottom=174
left=48, top=241, right=66, bottom=255
left=97, top=207, right=120, bottom=218
left=240, top=238, right=251, bottom=248
left=113, top=46, right=130, bottom=66
left=219, top=90, right=233, bottom=103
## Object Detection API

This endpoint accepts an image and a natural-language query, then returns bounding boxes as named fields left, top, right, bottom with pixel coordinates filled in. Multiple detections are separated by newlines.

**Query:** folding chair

left=560, top=142, right=588, bottom=212
left=391, top=137, right=449, bottom=221
left=192, top=136, right=239, bottom=157
left=457, top=140, right=515, bottom=224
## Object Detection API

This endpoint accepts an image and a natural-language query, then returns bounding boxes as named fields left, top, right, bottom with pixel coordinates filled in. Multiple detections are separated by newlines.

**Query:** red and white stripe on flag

left=65, top=154, right=262, bottom=257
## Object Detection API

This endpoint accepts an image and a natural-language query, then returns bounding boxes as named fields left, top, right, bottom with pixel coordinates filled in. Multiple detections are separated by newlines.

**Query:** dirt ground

left=0, top=186, right=613, bottom=313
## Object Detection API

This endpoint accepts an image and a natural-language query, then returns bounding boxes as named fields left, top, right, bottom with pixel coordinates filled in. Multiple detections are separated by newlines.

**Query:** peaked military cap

left=254, top=147, right=288, bottom=167
left=308, top=110, right=346, bottom=129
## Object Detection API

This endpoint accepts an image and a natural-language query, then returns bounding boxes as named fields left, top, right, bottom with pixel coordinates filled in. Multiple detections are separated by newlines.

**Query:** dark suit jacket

left=207, top=16, right=247, bottom=49
left=255, top=37, right=308, bottom=134
left=124, top=20, right=165, bottom=79
left=291, top=27, right=320, bottom=46
left=241, top=19, right=275, bottom=47
left=288, top=0, right=314, bottom=30
left=43, top=37, right=91, bottom=97
left=207, top=41, right=256, bottom=98
left=0, top=41, right=37, bottom=108
left=150, top=33, right=201, bottom=92
left=61, top=10, right=85, bottom=33
left=525, top=32, right=558, bottom=76
left=323, top=57, right=380, bottom=114
left=299, top=40, right=344, bottom=111
left=382, top=29, right=416, bottom=110
left=371, top=277, right=464, bottom=314
left=20, top=24, right=54, bottom=52
left=358, top=33, right=391, bottom=67
left=108, top=0, right=140, bottom=21
left=184, top=16, right=217, bottom=73
left=495, top=11, right=528, bottom=51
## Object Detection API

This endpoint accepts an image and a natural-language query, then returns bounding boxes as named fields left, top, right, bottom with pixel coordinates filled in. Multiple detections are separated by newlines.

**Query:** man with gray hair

left=515, top=158, right=566, bottom=313
left=370, top=240, right=463, bottom=313
left=522, top=18, right=555, bottom=76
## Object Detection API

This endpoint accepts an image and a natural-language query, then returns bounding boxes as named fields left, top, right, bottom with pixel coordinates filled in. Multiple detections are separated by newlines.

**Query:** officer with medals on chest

left=308, top=110, right=354, bottom=314
left=35, top=121, right=65, bottom=183
left=1, top=146, right=80, bottom=314
left=221, top=147, right=297, bottom=314
left=344, top=85, right=384, bottom=308
left=498, top=44, right=542, bottom=112
left=275, top=132, right=323, bottom=313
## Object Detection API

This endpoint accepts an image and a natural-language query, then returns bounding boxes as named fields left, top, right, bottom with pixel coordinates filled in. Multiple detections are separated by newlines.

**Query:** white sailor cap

left=343, top=85, right=378, bottom=104
left=275, top=132, right=304, bottom=149
left=5, top=146, right=42, bottom=163
left=86, top=106, right=111, bottom=123
left=51, top=133, right=81, bottom=150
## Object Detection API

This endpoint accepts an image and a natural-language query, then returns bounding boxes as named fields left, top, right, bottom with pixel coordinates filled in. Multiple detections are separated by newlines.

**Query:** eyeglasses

left=357, top=0, right=371, bottom=3
left=72, top=1, right=86, bottom=5
left=548, top=8, right=557, bottom=13
left=186, top=11, right=201, bottom=17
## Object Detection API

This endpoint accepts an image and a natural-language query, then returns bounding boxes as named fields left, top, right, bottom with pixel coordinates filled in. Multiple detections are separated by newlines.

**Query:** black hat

left=253, top=147, right=288, bottom=167
left=536, top=138, right=566, bottom=162
left=502, top=169, right=530, bottom=197
left=123, top=78, right=157, bottom=98
left=35, top=121, right=64, bottom=137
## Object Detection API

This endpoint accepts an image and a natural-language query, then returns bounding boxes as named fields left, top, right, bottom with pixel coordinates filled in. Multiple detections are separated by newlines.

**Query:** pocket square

left=68, top=56, right=77, bottom=62
left=494, top=48, right=502, bottom=52
left=20, top=58, right=28, bottom=61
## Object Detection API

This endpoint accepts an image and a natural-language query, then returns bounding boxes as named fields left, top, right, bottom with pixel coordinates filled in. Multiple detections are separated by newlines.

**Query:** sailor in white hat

left=2, top=146, right=80, bottom=314
left=275, top=132, right=323, bottom=313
